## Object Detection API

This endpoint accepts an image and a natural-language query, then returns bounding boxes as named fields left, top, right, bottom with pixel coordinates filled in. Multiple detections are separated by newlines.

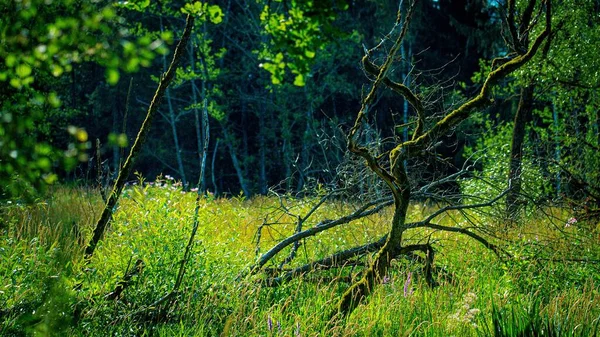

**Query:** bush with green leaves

left=460, top=118, right=554, bottom=218
left=0, top=0, right=170, bottom=200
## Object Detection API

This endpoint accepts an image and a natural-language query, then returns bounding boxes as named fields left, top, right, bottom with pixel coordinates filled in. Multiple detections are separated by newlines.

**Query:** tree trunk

left=506, top=84, right=534, bottom=218
left=85, top=15, right=195, bottom=259
left=258, top=103, right=268, bottom=195
left=190, top=43, right=206, bottom=192
left=223, top=128, right=252, bottom=197
left=161, top=17, right=187, bottom=187
left=335, top=163, right=411, bottom=317
left=191, top=27, right=212, bottom=194
left=212, top=138, right=220, bottom=196
left=166, top=87, right=187, bottom=187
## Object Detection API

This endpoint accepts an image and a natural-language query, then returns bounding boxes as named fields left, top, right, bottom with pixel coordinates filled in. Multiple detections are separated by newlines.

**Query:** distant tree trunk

left=212, top=138, right=220, bottom=196
left=280, top=101, right=294, bottom=190
left=258, top=103, right=268, bottom=195
left=296, top=103, right=312, bottom=192
left=223, top=128, right=252, bottom=197
left=190, top=44, right=205, bottom=191
left=506, top=84, right=534, bottom=218
left=192, top=24, right=212, bottom=194
left=401, top=41, right=411, bottom=144
left=161, top=17, right=187, bottom=187
left=165, top=87, right=187, bottom=187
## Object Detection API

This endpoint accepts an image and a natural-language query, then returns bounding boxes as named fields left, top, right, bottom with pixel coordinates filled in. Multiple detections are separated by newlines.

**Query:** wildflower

left=403, top=271, right=413, bottom=297
left=191, top=187, right=199, bottom=192
left=295, top=322, right=301, bottom=336
left=382, top=275, right=391, bottom=284
left=565, top=217, right=577, bottom=228
left=267, top=315, right=272, bottom=331
left=448, top=292, right=480, bottom=327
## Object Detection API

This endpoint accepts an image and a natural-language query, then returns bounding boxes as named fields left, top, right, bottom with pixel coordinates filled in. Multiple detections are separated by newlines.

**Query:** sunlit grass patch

left=2, top=185, right=599, bottom=336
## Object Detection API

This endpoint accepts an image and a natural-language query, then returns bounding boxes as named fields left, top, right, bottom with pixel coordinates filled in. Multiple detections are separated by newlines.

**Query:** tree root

left=330, top=242, right=435, bottom=322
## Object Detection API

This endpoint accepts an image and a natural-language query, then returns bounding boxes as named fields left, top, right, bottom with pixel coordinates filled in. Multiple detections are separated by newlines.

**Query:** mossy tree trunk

left=85, top=15, right=195, bottom=259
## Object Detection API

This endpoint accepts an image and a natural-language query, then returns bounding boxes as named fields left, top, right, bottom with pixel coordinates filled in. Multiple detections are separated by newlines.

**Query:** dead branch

left=105, top=259, right=145, bottom=301
left=249, top=197, right=393, bottom=274
left=265, top=235, right=388, bottom=286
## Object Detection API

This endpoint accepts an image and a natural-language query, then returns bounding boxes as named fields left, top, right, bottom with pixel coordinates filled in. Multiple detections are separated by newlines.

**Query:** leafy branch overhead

left=182, top=1, right=224, bottom=23
left=258, top=0, right=349, bottom=86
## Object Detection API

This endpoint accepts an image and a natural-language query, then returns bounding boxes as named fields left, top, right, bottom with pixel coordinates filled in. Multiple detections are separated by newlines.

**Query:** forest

left=1, top=0, right=600, bottom=335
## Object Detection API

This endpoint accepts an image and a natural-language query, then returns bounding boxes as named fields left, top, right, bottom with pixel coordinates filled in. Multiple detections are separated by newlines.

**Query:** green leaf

left=293, top=73, right=305, bottom=86
left=117, top=133, right=128, bottom=148
left=51, top=64, right=64, bottom=77
left=42, top=173, right=58, bottom=184
left=9, top=78, right=22, bottom=89
left=305, top=50, right=316, bottom=59
left=16, top=64, right=32, bottom=78
left=37, top=157, right=51, bottom=170
left=6, top=54, right=17, bottom=67
left=47, top=92, right=61, bottom=108
left=106, top=68, right=120, bottom=85
left=208, top=5, right=223, bottom=24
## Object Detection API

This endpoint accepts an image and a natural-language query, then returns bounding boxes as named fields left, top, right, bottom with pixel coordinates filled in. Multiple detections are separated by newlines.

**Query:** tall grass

left=1, top=182, right=599, bottom=336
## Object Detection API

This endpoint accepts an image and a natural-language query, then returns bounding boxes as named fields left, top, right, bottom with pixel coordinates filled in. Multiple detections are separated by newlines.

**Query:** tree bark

left=506, top=84, right=534, bottom=218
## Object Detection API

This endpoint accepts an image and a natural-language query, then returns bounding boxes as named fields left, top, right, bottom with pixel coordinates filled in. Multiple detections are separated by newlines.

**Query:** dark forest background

left=1, top=0, right=599, bottom=204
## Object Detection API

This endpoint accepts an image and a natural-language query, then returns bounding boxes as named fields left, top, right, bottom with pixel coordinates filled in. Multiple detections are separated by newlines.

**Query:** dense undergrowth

left=1, top=180, right=599, bottom=336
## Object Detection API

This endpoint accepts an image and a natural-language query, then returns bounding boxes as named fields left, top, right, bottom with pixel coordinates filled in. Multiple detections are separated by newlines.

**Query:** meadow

left=1, top=178, right=599, bottom=336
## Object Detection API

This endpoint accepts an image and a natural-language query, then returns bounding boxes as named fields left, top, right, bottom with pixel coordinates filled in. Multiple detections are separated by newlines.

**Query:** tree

left=249, top=0, right=551, bottom=320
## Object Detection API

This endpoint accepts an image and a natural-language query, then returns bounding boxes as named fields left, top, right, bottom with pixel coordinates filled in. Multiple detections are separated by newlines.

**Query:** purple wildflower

left=565, top=217, right=577, bottom=228
left=267, top=315, right=273, bottom=331
left=382, top=275, right=391, bottom=284
left=403, top=271, right=413, bottom=297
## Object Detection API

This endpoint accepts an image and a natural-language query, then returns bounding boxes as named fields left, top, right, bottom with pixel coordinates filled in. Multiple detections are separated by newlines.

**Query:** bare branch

left=415, top=188, right=511, bottom=227
left=390, top=21, right=550, bottom=164
left=347, top=1, right=418, bottom=191
left=249, top=197, right=393, bottom=274
left=410, top=222, right=508, bottom=258
left=264, top=235, right=388, bottom=286
left=362, top=58, right=425, bottom=139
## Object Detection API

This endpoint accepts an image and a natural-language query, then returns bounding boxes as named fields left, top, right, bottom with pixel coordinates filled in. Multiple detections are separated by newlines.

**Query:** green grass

left=1, top=181, right=599, bottom=336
